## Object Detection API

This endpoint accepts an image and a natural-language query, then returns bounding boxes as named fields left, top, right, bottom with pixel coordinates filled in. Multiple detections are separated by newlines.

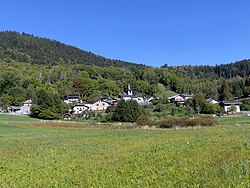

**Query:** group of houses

left=168, top=94, right=243, bottom=113
left=66, top=85, right=152, bottom=116
left=0, top=85, right=244, bottom=116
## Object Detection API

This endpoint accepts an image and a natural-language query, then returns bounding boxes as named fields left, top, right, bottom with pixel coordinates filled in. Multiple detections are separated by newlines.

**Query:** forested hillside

left=0, top=31, right=144, bottom=68
left=0, top=31, right=250, bottom=112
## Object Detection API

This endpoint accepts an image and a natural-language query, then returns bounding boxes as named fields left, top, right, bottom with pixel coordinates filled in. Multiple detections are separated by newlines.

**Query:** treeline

left=1, top=60, right=250, bottom=109
left=166, top=59, right=250, bottom=79
left=0, top=31, right=144, bottom=68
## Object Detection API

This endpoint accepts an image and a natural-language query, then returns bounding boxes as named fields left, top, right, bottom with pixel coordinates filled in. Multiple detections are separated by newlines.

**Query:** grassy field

left=0, top=114, right=249, bottom=187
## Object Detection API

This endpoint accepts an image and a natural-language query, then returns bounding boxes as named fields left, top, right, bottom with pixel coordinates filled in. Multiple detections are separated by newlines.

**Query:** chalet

left=168, top=94, right=193, bottom=103
left=8, top=99, right=32, bottom=116
left=0, top=107, right=3, bottom=113
left=219, top=101, right=243, bottom=113
left=90, top=100, right=110, bottom=111
left=64, top=94, right=80, bottom=104
left=119, top=85, right=145, bottom=104
left=72, top=104, right=89, bottom=115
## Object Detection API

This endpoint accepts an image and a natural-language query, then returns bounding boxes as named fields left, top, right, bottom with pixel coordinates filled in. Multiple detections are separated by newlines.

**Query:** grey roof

left=9, top=106, right=21, bottom=110
left=64, top=94, right=80, bottom=99
left=180, top=94, right=193, bottom=97
left=220, top=101, right=243, bottom=105
left=75, top=103, right=90, bottom=108
left=119, top=93, right=143, bottom=98
left=81, top=100, right=91, bottom=104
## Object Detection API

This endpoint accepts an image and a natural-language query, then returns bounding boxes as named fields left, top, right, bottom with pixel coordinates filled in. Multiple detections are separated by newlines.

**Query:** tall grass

left=0, top=117, right=249, bottom=187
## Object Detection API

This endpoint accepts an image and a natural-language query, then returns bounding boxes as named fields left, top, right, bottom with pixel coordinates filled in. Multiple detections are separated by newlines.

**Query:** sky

left=0, top=0, right=250, bottom=67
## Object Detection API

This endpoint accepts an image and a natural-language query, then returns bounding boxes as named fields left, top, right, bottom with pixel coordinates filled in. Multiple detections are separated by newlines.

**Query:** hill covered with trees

left=0, top=31, right=250, bottom=117
left=0, top=31, right=144, bottom=68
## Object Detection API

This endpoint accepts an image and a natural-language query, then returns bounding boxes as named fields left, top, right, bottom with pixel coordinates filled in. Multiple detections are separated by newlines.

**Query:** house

left=206, top=98, right=220, bottom=104
left=168, top=94, right=193, bottom=103
left=219, top=101, right=243, bottom=113
left=72, top=101, right=91, bottom=115
left=90, top=100, right=110, bottom=111
left=8, top=106, right=21, bottom=114
left=0, top=107, right=3, bottom=113
left=21, top=99, right=32, bottom=115
left=119, top=85, right=145, bottom=104
left=8, top=99, right=32, bottom=116
left=64, top=94, right=80, bottom=104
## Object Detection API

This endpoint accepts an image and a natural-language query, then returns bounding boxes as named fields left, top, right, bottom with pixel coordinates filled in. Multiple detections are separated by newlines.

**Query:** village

left=2, top=84, right=245, bottom=118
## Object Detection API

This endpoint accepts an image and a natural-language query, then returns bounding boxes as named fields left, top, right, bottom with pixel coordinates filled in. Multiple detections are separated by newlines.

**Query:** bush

left=241, top=99, right=250, bottom=111
left=38, top=109, right=59, bottom=120
left=112, top=100, right=142, bottom=122
left=105, top=106, right=115, bottom=113
left=158, top=116, right=217, bottom=128
left=136, top=115, right=155, bottom=126
left=30, top=105, right=41, bottom=118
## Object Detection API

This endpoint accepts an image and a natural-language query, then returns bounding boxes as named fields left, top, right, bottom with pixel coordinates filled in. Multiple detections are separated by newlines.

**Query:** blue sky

left=1, top=0, right=250, bottom=67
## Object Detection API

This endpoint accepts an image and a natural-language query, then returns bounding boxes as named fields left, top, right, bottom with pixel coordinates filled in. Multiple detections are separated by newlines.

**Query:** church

left=119, top=85, right=145, bottom=104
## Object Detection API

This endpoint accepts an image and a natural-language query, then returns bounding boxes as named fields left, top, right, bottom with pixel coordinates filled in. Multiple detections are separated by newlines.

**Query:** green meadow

left=0, top=114, right=249, bottom=187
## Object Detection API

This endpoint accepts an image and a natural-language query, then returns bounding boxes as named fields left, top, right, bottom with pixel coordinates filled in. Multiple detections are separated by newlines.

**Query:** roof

left=81, top=100, right=91, bottom=104
left=23, top=99, right=32, bottom=104
left=206, top=98, right=220, bottom=103
left=168, top=94, right=181, bottom=99
left=220, top=101, right=243, bottom=105
left=64, top=94, right=80, bottom=99
left=119, top=93, right=143, bottom=98
left=74, top=103, right=90, bottom=108
left=9, top=106, right=21, bottom=110
left=180, top=94, right=193, bottom=97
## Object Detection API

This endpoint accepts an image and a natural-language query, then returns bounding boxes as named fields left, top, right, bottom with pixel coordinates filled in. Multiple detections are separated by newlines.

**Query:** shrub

left=112, top=100, right=142, bottom=122
left=30, top=105, right=41, bottom=118
left=158, top=116, right=217, bottom=128
left=136, top=114, right=155, bottom=126
left=105, top=106, right=115, bottom=113
left=38, top=109, right=59, bottom=120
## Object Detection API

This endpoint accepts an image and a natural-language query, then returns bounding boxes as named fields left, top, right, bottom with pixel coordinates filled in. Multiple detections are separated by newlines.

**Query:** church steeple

left=127, top=84, right=133, bottom=96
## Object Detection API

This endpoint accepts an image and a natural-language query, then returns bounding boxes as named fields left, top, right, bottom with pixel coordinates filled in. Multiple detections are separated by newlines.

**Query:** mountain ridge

left=0, top=31, right=145, bottom=68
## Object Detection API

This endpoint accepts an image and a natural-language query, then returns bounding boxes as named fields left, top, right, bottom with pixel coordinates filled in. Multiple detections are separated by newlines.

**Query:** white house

left=90, top=101, right=110, bottom=111
left=219, top=101, right=242, bottom=113
left=21, top=99, right=32, bottom=115
left=119, top=85, right=145, bottom=104
left=168, top=94, right=193, bottom=103
left=8, top=99, right=32, bottom=116
left=73, top=104, right=89, bottom=115
left=64, top=94, right=80, bottom=104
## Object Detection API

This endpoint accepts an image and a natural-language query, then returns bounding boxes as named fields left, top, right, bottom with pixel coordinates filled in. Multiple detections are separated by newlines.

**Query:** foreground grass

left=0, top=116, right=249, bottom=187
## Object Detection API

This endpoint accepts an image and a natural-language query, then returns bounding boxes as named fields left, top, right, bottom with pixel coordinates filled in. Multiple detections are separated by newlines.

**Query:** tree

left=72, top=76, right=86, bottom=98
left=112, top=100, right=142, bottom=122
left=218, top=80, right=234, bottom=101
left=30, top=88, right=67, bottom=119
left=0, top=72, right=21, bottom=94
left=188, top=93, right=206, bottom=114
left=202, top=103, right=222, bottom=114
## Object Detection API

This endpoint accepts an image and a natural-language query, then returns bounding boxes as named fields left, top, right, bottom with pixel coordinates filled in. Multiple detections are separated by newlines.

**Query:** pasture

left=0, top=114, right=249, bottom=187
